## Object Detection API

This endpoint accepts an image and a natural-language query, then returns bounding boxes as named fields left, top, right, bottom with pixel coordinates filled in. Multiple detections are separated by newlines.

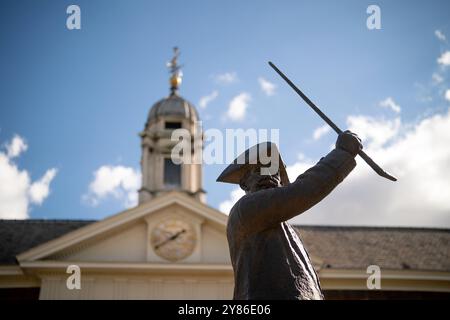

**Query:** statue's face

left=240, top=164, right=281, bottom=193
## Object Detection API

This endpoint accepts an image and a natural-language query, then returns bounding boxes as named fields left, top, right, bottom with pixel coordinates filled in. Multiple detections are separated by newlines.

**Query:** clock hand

left=154, top=229, right=186, bottom=250
left=167, top=229, right=186, bottom=242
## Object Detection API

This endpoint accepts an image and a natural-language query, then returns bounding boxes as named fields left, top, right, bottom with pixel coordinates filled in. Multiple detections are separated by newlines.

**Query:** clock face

left=150, top=218, right=196, bottom=262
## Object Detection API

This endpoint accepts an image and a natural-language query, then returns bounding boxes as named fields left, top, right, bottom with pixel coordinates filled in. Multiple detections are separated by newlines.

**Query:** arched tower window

left=164, top=158, right=181, bottom=188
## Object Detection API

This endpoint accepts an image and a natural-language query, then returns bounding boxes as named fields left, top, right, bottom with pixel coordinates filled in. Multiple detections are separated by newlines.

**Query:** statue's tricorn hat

left=216, top=142, right=290, bottom=186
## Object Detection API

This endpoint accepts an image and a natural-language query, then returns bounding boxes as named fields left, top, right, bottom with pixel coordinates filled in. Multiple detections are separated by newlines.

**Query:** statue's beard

left=256, top=176, right=279, bottom=190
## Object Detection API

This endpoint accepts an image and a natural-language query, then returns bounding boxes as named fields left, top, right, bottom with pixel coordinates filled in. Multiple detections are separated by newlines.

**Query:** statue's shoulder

left=229, top=191, right=256, bottom=215
left=229, top=195, right=244, bottom=218
left=227, top=194, right=249, bottom=233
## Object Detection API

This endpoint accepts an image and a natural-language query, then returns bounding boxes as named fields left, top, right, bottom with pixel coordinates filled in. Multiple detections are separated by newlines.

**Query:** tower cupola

left=138, top=48, right=205, bottom=204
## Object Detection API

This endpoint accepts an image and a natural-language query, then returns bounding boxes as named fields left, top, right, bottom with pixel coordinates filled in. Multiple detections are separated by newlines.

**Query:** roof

left=0, top=220, right=94, bottom=265
left=147, top=93, right=199, bottom=125
left=0, top=220, right=449, bottom=272
left=296, top=226, right=450, bottom=272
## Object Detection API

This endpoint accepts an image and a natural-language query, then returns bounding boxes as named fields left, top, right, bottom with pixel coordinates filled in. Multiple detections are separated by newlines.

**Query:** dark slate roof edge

left=1, top=220, right=448, bottom=232
left=293, top=224, right=450, bottom=232
left=0, top=219, right=97, bottom=224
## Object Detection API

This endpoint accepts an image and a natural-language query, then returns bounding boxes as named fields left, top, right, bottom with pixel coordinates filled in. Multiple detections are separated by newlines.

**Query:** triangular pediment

left=17, top=192, right=229, bottom=264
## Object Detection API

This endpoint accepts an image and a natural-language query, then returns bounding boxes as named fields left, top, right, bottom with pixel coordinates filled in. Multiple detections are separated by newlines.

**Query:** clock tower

left=138, top=48, right=206, bottom=204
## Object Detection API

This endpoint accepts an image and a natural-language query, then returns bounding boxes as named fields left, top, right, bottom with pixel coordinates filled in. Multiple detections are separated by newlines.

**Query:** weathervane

left=167, top=47, right=183, bottom=95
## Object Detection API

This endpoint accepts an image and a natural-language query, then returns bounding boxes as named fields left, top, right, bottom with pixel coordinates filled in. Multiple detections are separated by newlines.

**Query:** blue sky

left=1, top=0, right=450, bottom=227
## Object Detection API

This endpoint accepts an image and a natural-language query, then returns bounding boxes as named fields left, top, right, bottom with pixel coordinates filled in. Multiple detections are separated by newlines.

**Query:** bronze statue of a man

left=217, top=131, right=362, bottom=300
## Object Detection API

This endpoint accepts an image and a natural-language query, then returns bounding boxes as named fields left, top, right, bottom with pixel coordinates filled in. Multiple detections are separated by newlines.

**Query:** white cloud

left=435, top=30, right=446, bottom=42
left=287, top=109, right=450, bottom=228
left=437, top=51, right=450, bottom=66
left=29, top=168, right=58, bottom=205
left=226, top=92, right=251, bottom=121
left=286, top=154, right=315, bottom=180
left=199, top=90, right=219, bottom=109
left=258, top=77, right=276, bottom=96
left=0, top=154, right=29, bottom=219
left=0, top=135, right=57, bottom=219
left=445, top=89, right=450, bottom=102
left=83, top=165, right=141, bottom=208
left=432, top=73, right=444, bottom=85
left=312, top=125, right=331, bottom=141
left=215, top=72, right=237, bottom=85
left=6, top=135, right=28, bottom=158
left=346, top=115, right=401, bottom=149
left=379, top=97, right=401, bottom=113
left=219, top=188, right=245, bottom=214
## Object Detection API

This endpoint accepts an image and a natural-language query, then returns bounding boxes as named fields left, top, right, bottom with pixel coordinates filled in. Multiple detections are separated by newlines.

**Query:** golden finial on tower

left=167, top=47, right=183, bottom=95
